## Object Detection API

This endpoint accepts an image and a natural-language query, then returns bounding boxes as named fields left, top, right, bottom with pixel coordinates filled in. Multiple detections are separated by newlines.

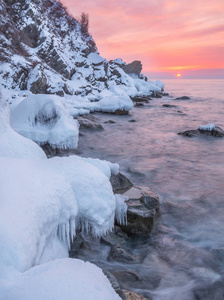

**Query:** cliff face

left=0, top=0, right=150, bottom=98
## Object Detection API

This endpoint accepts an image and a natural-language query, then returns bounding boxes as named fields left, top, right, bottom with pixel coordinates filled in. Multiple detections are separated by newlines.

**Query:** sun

left=176, top=73, right=181, bottom=78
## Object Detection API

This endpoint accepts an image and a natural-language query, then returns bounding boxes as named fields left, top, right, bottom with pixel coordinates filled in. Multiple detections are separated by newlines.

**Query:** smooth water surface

left=71, top=79, right=224, bottom=299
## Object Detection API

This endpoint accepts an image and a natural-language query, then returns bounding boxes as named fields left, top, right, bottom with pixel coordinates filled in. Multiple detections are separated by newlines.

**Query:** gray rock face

left=122, top=61, right=142, bottom=77
left=119, top=186, right=160, bottom=237
left=110, top=173, right=133, bottom=194
left=178, top=126, right=224, bottom=138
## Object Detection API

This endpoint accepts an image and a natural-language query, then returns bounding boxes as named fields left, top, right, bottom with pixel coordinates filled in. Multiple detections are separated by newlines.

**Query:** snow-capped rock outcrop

left=0, top=0, right=163, bottom=99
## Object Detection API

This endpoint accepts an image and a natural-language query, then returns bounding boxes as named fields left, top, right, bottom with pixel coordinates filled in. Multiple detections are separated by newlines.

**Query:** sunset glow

left=62, top=0, right=224, bottom=79
left=177, top=74, right=181, bottom=78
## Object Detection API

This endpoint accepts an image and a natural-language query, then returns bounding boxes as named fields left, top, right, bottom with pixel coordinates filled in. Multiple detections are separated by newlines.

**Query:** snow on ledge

left=88, top=53, right=106, bottom=65
left=199, top=124, right=215, bottom=131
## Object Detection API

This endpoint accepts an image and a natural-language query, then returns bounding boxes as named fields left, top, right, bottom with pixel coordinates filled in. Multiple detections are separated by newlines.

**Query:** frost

left=199, top=124, right=215, bottom=131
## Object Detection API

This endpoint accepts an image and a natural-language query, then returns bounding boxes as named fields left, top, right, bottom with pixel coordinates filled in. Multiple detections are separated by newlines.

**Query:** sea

left=71, top=79, right=224, bottom=299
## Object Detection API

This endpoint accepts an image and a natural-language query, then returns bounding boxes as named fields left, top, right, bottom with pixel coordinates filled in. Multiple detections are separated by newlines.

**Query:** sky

left=62, top=0, right=224, bottom=79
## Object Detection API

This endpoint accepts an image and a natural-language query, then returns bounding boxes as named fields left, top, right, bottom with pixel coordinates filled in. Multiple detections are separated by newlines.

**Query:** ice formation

left=10, top=94, right=79, bottom=149
left=0, top=97, right=125, bottom=298
left=199, top=124, right=215, bottom=131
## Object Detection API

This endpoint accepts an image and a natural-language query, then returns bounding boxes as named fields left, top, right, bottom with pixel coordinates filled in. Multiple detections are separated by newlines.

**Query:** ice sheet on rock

left=0, top=92, right=46, bottom=159
left=199, top=124, right=215, bottom=131
left=0, top=157, right=78, bottom=272
left=1, top=258, right=121, bottom=300
left=10, top=94, right=79, bottom=149
left=48, top=156, right=116, bottom=236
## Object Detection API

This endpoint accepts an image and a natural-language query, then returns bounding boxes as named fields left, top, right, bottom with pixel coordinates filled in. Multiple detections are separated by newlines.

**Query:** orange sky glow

left=62, top=0, right=224, bottom=79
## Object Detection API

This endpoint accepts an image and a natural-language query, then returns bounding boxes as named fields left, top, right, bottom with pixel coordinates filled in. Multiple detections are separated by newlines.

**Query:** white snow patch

left=97, top=95, right=133, bottom=112
left=10, top=94, right=79, bottom=149
left=199, top=124, right=215, bottom=131
left=88, top=53, right=106, bottom=65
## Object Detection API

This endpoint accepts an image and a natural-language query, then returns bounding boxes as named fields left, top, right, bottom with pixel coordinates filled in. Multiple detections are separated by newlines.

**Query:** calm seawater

left=72, top=79, right=224, bottom=299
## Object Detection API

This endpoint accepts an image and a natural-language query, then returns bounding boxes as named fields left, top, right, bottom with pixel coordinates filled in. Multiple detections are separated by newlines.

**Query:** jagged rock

left=175, top=96, right=191, bottom=100
left=108, top=243, right=136, bottom=263
left=110, top=173, right=133, bottom=194
left=121, top=290, right=150, bottom=300
left=162, top=104, right=177, bottom=108
left=131, top=96, right=151, bottom=103
left=122, top=61, right=142, bottom=77
left=77, top=116, right=104, bottom=130
left=101, top=226, right=128, bottom=246
left=178, top=126, right=224, bottom=138
left=119, top=186, right=160, bottom=237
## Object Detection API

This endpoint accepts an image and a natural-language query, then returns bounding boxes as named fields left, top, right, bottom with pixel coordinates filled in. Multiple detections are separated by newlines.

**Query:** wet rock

left=69, top=233, right=85, bottom=257
left=108, top=243, right=136, bottom=263
left=193, top=281, right=224, bottom=300
left=104, top=120, right=116, bottom=124
left=114, top=110, right=129, bottom=115
left=122, top=61, right=142, bottom=77
left=151, top=93, right=162, bottom=98
left=175, top=96, right=191, bottom=100
left=128, top=119, right=137, bottom=122
left=131, top=96, right=151, bottom=103
left=162, top=104, right=177, bottom=108
left=121, top=289, right=150, bottom=300
left=101, top=226, right=128, bottom=246
left=119, top=186, right=160, bottom=237
left=110, top=173, right=133, bottom=194
left=103, top=270, right=125, bottom=299
left=77, top=116, right=104, bottom=130
left=134, top=103, right=144, bottom=107
left=178, top=126, right=224, bottom=138
left=112, top=270, right=143, bottom=292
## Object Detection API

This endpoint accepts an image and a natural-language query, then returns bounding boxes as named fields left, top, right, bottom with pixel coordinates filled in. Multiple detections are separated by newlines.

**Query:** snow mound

left=10, top=94, right=79, bottom=149
left=88, top=53, right=106, bottom=65
left=199, top=124, right=215, bottom=131
left=97, top=95, right=133, bottom=113
left=0, top=92, right=46, bottom=159
left=1, top=258, right=121, bottom=300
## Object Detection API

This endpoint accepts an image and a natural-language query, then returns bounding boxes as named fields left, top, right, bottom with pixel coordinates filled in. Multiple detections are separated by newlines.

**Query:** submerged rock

left=175, top=96, right=191, bottom=100
left=108, top=243, right=137, bottom=263
left=119, top=186, right=160, bottom=237
left=178, top=125, right=224, bottom=138
left=101, top=226, right=128, bottom=246
left=162, top=104, right=177, bottom=108
left=77, top=116, right=104, bottom=130
left=131, top=96, right=151, bottom=103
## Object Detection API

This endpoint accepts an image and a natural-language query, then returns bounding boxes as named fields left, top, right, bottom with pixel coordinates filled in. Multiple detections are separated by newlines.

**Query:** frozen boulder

left=178, top=124, right=224, bottom=138
left=10, top=94, right=79, bottom=149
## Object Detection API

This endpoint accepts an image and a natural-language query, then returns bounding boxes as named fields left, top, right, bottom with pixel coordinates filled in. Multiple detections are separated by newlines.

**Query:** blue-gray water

left=72, top=79, right=224, bottom=299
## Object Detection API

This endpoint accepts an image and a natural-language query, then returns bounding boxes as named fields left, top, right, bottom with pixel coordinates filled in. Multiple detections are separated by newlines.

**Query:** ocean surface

left=71, top=79, right=224, bottom=299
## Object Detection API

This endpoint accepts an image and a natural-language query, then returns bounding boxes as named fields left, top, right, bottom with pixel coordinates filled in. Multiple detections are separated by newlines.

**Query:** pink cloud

left=62, top=0, right=224, bottom=77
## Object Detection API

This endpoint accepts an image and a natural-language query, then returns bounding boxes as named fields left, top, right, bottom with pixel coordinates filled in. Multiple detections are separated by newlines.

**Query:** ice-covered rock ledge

left=0, top=94, right=125, bottom=300
left=178, top=124, right=224, bottom=138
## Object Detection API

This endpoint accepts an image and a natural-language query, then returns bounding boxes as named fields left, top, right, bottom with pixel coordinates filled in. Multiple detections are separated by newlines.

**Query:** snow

left=88, top=52, right=106, bottom=65
left=1, top=258, right=121, bottom=300
left=199, top=124, right=215, bottom=131
left=0, top=92, right=46, bottom=159
left=97, top=94, right=133, bottom=112
left=10, top=94, right=79, bottom=149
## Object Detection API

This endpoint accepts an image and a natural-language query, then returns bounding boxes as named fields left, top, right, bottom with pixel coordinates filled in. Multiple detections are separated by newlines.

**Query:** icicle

left=70, top=218, right=76, bottom=243
left=115, top=194, right=128, bottom=225
left=62, top=223, right=66, bottom=244
left=66, top=221, right=70, bottom=248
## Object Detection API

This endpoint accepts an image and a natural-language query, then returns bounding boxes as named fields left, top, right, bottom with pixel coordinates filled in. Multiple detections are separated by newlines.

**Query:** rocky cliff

left=0, top=0, right=157, bottom=99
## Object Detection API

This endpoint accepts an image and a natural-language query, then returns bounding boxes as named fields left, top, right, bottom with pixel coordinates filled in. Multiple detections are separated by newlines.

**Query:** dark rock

left=108, top=243, right=136, bottom=263
left=110, top=173, right=133, bottom=194
left=77, top=116, right=104, bottom=130
left=122, top=61, right=142, bottom=76
left=103, top=270, right=125, bottom=299
left=134, top=103, right=144, bottom=107
left=119, top=186, right=160, bottom=237
left=104, top=120, right=116, bottom=124
left=162, top=104, right=177, bottom=108
left=128, top=119, right=137, bottom=122
left=131, top=96, right=151, bottom=103
left=121, top=289, right=150, bottom=300
left=113, top=270, right=142, bottom=287
left=194, top=281, right=224, bottom=300
left=212, top=248, right=224, bottom=263
left=178, top=126, right=224, bottom=138
left=151, top=93, right=162, bottom=98
left=175, top=96, right=191, bottom=100
left=114, top=110, right=129, bottom=115
left=101, top=226, right=128, bottom=246
left=69, top=233, right=85, bottom=257
left=29, top=65, right=49, bottom=94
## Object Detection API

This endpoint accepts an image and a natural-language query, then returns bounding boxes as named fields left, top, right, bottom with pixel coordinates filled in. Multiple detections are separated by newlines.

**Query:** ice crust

left=199, top=124, right=215, bottom=131
left=0, top=91, right=124, bottom=299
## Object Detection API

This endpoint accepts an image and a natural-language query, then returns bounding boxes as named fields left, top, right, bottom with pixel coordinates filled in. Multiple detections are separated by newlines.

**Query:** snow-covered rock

left=10, top=94, right=79, bottom=149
